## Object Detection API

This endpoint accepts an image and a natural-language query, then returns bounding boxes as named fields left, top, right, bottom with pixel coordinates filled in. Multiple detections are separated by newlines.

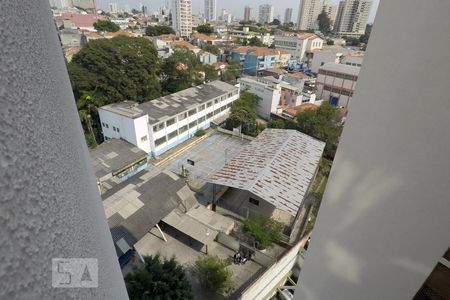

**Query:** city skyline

left=97, top=0, right=379, bottom=23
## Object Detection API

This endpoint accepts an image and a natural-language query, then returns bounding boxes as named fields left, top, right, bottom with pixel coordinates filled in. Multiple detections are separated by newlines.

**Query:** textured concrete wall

left=0, top=1, right=128, bottom=299
left=295, top=1, right=450, bottom=299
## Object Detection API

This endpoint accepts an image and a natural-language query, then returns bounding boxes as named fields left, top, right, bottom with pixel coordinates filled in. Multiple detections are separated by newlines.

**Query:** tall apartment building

left=258, top=4, right=274, bottom=24
left=171, top=0, right=192, bottom=37
left=284, top=8, right=293, bottom=24
left=322, top=1, right=338, bottom=27
left=77, top=0, right=96, bottom=11
left=297, top=0, right=323, bottom=31
left=244, top=6, right=252, bottom=22
left=204, top=0, right=216, bottom=22
left=334, top=0, right=372, bottom=36
left=294, top=1, right=450, bottom=299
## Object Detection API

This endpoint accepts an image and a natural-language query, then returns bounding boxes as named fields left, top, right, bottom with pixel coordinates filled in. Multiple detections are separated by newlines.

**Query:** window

left=189, top=120, right=197, bottom=129
left=155, top=136, right=166, bottom=147
left=166, top=118, right=176, bottom=126
left=178, top=112, right=187, bottom=121
left=141, top=135, right=148, bottom=142
left=214, top=108, right=221, bottom=115
left=249, top=198, right=259, bottom=206
left=188, top=109, right=196, bottom=116
left=153, top=122, right=164, bottom=132
left=198, top=104, right=205, bottom=111
left=206, top=101, right=213, bottom=107
left=179, top=125, right=188, bottom=133
left=226, top=103, right=232, bottom=108
left=102, top=122, right=105, bottom=127
left=167, top=130, right=177, bottom=140
left=113, top=126, right=116, bottom=132
left=214, top=98, right=219, bottom=104
left=207, top=112, right=214, bottom=119
left=227, top=93, right=232, bottom=98
left=116, top=127, right=120, bottom=133
left=105, top=124, right=109, bottom=128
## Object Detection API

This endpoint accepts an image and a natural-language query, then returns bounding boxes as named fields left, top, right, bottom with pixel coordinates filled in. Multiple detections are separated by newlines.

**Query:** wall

left=0, top=1, right=128, bottom=298
left=295, top=1, right=450, bottom=299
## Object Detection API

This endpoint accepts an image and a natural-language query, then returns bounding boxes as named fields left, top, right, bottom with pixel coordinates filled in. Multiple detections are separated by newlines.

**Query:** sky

left=97, top=0, right=379, bottom=23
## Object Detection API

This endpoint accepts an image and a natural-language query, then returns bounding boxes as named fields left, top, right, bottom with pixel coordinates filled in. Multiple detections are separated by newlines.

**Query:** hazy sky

left=98, top=0, right=379, bottom=23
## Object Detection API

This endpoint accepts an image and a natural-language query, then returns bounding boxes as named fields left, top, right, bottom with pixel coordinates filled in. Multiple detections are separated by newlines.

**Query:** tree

left=225, top=91, right=260, bottom=136
left=93, top=19, right=120, bottom=32
left=248, top=36, right=264, bottom=47
left=161, top=46, right=204, bottom=93
left=317, top=11, right=331, bottom=34
left=196, top=24, right=215, bottom=35
left=77, top=94, right=100, bottom=148
left=203, top=44, right=220, bottom=56
left=194, top=255, right=233, bottom=295
left=271, top=19, right=281, bottom=26
left=296, top=103, right=342, bottom=158
left=326, top=39, right=334, bottom=45
left=221, top=62, right=240, bottom=82
left=267, top=119, right=285, bottom=129
left=125, top=255, right=193, bottom=300
left=145, top=25, right=175, bottom=36
left=243, top=215, right=284, bottom=249
left=359, top=23, right=372, bottom=44
left=69, top=36, right=161, bottom=104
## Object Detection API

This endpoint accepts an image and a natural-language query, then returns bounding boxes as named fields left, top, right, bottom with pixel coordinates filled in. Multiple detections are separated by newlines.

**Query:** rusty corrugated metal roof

left=209, top=129, right=325, bottom=216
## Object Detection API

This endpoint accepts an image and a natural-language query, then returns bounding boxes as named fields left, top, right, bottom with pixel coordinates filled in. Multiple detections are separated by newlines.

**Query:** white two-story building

left=98, top=81, right=240, bottom=157
left=274, top=32, right=323, bottom=61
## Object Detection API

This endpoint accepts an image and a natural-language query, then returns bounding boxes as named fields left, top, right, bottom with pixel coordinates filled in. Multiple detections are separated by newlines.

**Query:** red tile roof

left=172, top=40, right=199, bottom=50
left=62, top=13, right=98, bottom=28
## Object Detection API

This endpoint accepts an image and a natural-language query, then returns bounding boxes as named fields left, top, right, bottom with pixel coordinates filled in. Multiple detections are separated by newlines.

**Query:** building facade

left=334, top=0, right=372, bottom=36
left=284, top=8, right=293, bottom=24
left=316, top=62, right=360, bottom=108
left=171, top=0, right=192, bottom=37
left=231, top=47, right=290, bottom=76
left=322, top=1, right=338, bottom=28
left=204, top=0, right=216, bottom=22
left=244, top=6, right=252, bottom=22
left=98, top=81, right=240, bottom=157
left=109, top=2, right=118, bottom=13
left=297, top=0, right=322, bottom=31
left=238, top=77, right=281, bottom=120
left=258, top=4, right=274, bottom=24
left=274, top=32, right=323, bottom=61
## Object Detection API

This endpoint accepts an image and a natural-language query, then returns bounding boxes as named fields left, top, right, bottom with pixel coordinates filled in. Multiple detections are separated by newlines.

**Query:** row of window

left=154, top=103, right=232, bottom=147
left=152, top=91, right=238, bottom=133
left=322, top=84, right=354, bottom=97
left=101, top=122, right=120, bottom=133
left=318, top=69, right=358, bottom=81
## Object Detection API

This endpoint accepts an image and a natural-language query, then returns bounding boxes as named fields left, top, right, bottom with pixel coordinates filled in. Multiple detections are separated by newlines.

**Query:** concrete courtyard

left=135, top=226, right=263, bottom=299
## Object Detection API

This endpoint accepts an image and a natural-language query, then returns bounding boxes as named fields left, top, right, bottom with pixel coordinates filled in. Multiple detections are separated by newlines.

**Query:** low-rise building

left=238, top=77, right=281, bottom=120
left=209, top=128, right=325, bottom=239
left=316, top=62, right=360, bottom=108
left=274, top=32, right=323, bottom=61
left=90, top=139, right=148, bottom=194
left=198, top=50, right=218, bottom=65
left=172, top=40, right=201, bottom=54
left=98, top=81, right=240, bottom=157
left=228, top=27, right=274, bottom=46
left=309, top=49, right=365, bottom=73
left=230, top=47, right=290, bottom=76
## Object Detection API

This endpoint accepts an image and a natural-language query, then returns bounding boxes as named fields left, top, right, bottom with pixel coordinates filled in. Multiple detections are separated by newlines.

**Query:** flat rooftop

left=89, top=139, right=147, bottom=180
left=320, top=62, right=361, bottom=76
left=99, top=81, right=239, bottom=123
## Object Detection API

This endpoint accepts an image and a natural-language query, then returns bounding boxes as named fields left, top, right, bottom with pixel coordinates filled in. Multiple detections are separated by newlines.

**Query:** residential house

left=172, top=40, right=201, bottom=54
left=274, top=32, right=323, bottom=61
left=198, top=50, right=218, bottom=65
left=231, top=47, right=290, bottom=76
left=228, top=27, right=274, bottom=46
